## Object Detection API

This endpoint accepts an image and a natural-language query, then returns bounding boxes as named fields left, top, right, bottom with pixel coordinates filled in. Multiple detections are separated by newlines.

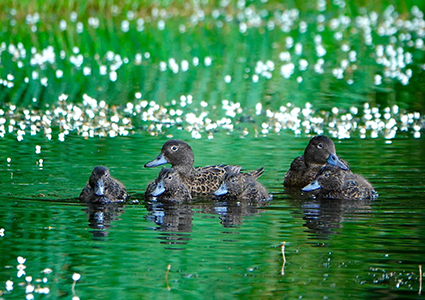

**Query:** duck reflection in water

left=79, top=166, right=128, bottom=204
left=84, top=202, right=126, bottom=238
left=201, top=197, right=272, bottom=227
left=298, top=198, right=373, bottom=236
left=145, top=199, right=193, bottom=233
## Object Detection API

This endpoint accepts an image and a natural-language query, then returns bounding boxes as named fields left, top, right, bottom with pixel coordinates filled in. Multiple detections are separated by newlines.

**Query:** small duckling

left=284, top=135, right=350, bottom=188
left=302, top=164, right=377, bottom=200
left=147, top=168, right=192, bottom=201
left=79, top=166, right=128, bottom=203
left=214, top=166, right=271, bottom=201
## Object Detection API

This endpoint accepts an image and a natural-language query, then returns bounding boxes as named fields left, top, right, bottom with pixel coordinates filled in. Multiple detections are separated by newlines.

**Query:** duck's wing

left=248, top=167, right=265, bottom=179
left=190, top=165, right=239, bottom=194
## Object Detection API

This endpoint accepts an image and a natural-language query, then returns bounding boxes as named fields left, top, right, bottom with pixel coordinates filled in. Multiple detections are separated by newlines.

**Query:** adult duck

left=284, top=135, right=349, bottom=188
left=145, top=140, right=239, bottom=196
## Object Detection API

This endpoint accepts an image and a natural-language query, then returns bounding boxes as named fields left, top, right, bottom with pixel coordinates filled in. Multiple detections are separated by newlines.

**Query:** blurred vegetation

left=0, top=0, right=424, bottom=113
left=0, top=0, right=423, bottom=19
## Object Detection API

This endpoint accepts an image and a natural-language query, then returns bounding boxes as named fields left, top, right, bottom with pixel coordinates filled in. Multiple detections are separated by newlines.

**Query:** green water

left=1, top=133, right=425, bottom=299
left=1, top=0, right=425, bottom=299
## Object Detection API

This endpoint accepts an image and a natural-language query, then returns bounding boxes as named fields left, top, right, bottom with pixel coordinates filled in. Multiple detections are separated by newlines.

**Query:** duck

left=302, top=164, right=377, bottom=200
left=144, top=139, right=239, bottom=196
left=146, top=168, right=192, bottom=201
left=284, top=135, right=350, bottom=188
left=214, top=166, right=271, bottom=201
left=79, top=166, right=128, bottom=203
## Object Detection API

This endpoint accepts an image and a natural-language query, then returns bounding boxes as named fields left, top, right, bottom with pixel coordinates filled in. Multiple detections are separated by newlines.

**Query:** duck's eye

left=317, top=143, right=323, bottom=149
left=171, top=145, right=178, bottom=151
left=104, top=173, right=108, bottom=177
left=231, top=178, right=236, bottom=183
left=168, top=175, right=173, bottom=180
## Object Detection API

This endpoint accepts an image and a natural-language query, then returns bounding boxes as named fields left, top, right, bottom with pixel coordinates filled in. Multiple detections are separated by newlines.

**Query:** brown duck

left=145, top=140, right=239, bottom=196
left=302, top=164, right=377, bottom=200
left=284, top=135, right=350, bottom=188
left=79, top=166, right=128, bottom=203
left=214, top=166, right=271, bottom=201
left=147, top=168, right=192, bottom=201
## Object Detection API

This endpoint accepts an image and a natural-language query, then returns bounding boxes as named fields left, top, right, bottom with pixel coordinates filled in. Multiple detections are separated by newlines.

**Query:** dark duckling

left=145, top=139, right=239, bottom=196
left=214, top=166, right=271, bottom=201
left=302, top=164, right=377, bottom=200
left=284, top=135, right=350, bottom=188
left=79, top=166, right=128, bottom=203
left=147, top=168, right=192, bottom=201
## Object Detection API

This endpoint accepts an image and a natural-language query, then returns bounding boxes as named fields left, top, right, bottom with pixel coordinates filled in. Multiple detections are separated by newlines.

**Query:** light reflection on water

left=0, top=133, right=424, bottom=299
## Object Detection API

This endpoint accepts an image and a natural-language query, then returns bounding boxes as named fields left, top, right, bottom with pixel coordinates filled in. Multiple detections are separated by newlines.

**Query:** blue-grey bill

left=302, top=179, right=321, bottom=192
left=213, top=184, right=228, bottom=196
left=327, top=153, right=349, bottom=170
left=151, top=180, right=165, bottom=196
left=94, top=179, right=105, bottom=196
left=144, top=153, right=169, bottom=168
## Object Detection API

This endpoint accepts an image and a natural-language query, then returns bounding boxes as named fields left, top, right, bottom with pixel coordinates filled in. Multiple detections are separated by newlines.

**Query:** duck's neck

left=174, top=164, right=195, bottom=177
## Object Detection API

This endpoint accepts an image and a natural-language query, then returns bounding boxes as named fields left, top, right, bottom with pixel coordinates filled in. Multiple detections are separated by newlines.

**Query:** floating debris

left=71, top=272, right=81, bottom=299
left=281, top=241, right=286, bottom=276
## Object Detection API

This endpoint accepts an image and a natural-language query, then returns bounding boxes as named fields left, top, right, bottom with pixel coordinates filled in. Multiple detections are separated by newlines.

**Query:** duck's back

left=322, top=173, right=376, bottom=200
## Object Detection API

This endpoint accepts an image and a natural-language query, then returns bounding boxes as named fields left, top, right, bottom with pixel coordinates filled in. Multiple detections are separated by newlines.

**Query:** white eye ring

left=171, top=145, right=178, bottom=151
left=317, top=143, right=323, bottom=149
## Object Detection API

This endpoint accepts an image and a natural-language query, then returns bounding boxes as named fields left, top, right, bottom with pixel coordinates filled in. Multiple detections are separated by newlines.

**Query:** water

left=1, top=1, right=425, bottom=299
left=1, top=132, right=424, bottom=299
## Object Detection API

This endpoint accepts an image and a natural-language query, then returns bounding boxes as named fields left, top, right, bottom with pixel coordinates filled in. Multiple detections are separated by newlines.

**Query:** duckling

left=79, top=166, right=128, bottom=203
left=302, top=164, right=377, bottom=200
left=214, top=166, right=271, bottom=201
left=147, top=168, right=192, bottom=201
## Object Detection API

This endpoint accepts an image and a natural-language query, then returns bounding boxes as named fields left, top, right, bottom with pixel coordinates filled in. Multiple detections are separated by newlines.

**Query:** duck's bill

left=151, top=180, right=165, bottom=196
left=327, top=153, right=349, bottom=170
left=94, top=179, right=105, bottom=196
left=213, top=184, right=228, bottom=196
left=302, top=179, right=321, bottom=192
left=144, top=153, right=168, bottom=168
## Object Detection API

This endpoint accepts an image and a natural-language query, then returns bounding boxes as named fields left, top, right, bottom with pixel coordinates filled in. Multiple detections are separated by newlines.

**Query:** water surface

left=1, top=133, right=424, bottom=299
